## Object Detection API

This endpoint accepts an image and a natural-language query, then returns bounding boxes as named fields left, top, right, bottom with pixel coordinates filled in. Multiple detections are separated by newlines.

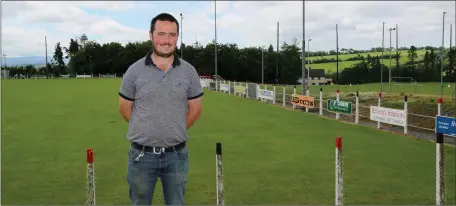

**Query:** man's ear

left=149, top=31, right=153, bottom=41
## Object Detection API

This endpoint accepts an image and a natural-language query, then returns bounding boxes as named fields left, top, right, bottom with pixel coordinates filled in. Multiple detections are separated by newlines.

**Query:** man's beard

left=153, top=46, right=174, bottom=58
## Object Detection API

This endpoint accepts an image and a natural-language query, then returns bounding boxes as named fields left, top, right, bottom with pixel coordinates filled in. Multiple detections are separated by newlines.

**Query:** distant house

left=298, top=69, right=333, bottom=85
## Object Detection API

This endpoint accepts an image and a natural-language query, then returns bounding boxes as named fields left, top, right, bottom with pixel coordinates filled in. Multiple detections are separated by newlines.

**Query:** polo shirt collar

left=144, top=49, right=181, bottom=68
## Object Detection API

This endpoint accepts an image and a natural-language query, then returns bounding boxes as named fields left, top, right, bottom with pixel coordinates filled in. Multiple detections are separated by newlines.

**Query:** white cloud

left=212, top=1, right=455, bottom=51
left=1, top=1, right=455, bottom=57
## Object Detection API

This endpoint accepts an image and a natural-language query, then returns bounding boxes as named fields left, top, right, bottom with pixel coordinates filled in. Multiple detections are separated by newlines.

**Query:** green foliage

left=52, top=42, right=65, bottom=76
left=4, top=33, right=455, bottom=84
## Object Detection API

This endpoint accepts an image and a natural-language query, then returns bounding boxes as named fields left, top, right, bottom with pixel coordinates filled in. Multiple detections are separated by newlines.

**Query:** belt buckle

left=152, top=147, right=165, bottom=154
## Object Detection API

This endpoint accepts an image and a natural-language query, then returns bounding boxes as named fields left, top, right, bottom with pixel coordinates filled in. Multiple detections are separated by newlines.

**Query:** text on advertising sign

left=370, top=106, right=407, bottom=126
left=235, top=86, right=246, bottom=95
left=291, top=94, right=315, bottom=108
left=327, top=99, right=352, bottom=114
left=259, top=89, right=274, bottom=100
left=436, top=116, right=456, bottom=137
left=220, top=84, right=230, bottom=92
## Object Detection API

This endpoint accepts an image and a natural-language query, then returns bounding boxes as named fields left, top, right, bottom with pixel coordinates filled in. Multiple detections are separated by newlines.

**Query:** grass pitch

left=1, top=79, right=455, bottom=205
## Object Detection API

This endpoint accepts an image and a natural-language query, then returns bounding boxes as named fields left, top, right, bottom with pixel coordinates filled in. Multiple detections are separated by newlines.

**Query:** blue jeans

left=126, top=144, right=188, bottom=205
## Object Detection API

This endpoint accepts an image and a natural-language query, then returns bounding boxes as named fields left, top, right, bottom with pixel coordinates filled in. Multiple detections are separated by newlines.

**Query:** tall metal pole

left=451, top=23, right=455, bottom=101
left=215, top=1, right=218, bottom=77
left=90, top=56, right=92, bottom=75
left=441, top=12, right=446, bottom=99
left=302, top=40, right=305, bottom=94
left=1, top=54, right=6, bottom=79
left=180, top=13, right=183, bottom=59
left=302, top=0, right=305, bottom=94
left=336, top=24, right=339, bottom=85
left=389, top=27, right=395, bottom=92
left=276, top=22, right=279, bottom=84
left=45, top=36, right=48, bottom=77
left=396, top=24, right=399, bottom=77
left=381, top=22, right=385, bottom=94
left=2, top=54, right=6, bottom=67
left=307, top=39, right=311, bottom=87
left=261, top=48, right=264, bottom=84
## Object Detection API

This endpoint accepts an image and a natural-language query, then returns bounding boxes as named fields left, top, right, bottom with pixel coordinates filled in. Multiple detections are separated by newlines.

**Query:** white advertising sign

left=220, top=84, right=230, bottom=92
left=370, top=106, right=407, bottom=126
left=259, top=89, right=274, bottom=100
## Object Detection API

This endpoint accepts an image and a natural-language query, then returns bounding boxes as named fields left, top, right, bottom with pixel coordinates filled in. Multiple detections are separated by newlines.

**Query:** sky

left=1, top=1, right=455, bottom=57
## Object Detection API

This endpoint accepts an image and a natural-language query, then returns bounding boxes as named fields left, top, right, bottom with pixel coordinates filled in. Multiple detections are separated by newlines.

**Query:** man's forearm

left=186, top=107, right=201, bottom=129
left=119, top=108, right=132, bottom=122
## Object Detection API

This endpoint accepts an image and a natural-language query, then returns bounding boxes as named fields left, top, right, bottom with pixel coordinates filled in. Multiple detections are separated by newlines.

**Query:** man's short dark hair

left=150, top=13, right=179, bottom=34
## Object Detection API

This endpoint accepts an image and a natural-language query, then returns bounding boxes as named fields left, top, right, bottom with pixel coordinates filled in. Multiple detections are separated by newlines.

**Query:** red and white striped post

left=377, top=92, right=382, bottom=129
left=437, top=98, right=442, bottom=116
left=335, top=137, right=343, bottom=205
left=216, top=142, right=225, bottom=206
left=436, top=133, right=445, bottom=205
left=336, top=90, right=340, bottom=120
left=86, top=148, right=96, bottom=206
left=404, top=96, right=408, bottom=135
left=319, top=88, right=323, bottom=115
left=355, top=91, right=359, bottom=124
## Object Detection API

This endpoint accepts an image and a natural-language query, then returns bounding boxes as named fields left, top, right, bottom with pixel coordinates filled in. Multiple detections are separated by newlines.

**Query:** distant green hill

left=307, top=49, right=428, bottom=73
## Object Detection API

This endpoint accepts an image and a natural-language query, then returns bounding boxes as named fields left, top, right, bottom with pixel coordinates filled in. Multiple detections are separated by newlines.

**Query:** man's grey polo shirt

left=119, top=51, right=203, bottom=148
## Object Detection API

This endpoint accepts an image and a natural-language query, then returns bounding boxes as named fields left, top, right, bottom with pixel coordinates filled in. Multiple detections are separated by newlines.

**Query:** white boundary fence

left=205, top=79, right=455, bottom=145
left=4, top=73, right=120, bottom=79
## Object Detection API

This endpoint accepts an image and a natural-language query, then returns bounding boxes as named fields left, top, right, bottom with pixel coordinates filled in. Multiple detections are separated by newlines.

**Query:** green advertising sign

left=327, top=99, right=352, bottom=114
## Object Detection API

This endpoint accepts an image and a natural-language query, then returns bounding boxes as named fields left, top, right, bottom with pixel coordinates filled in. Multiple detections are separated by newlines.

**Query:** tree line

left=4, top=34, right=455, bottom=85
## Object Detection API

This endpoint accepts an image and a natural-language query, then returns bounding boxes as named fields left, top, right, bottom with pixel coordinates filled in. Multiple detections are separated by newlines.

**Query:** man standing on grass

left=118, top=12, right=203, bottom=205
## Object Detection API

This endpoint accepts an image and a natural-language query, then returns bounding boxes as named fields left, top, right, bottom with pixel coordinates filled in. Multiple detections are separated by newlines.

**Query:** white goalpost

left=391, top=77, right=421, bottom=86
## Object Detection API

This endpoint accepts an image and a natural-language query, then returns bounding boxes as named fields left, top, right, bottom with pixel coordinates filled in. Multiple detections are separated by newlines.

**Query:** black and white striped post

left=233, top=81, right=236, bottom=95
left=229, top=81, right=231, bottom=95
left=437, top=98, right=442, bottom=116
left=404, top=96, right=408, bottom=135
left=293, top=85, right=297, bottom=109
left=216, top=142, right=224, bottom=206
left=273, top=84, right=276, bottom=105
left=436, top=133, right=445, bottom=205
left=305, top=86, right=310, bottom=112
left=336, top=90, right=340, bottom=120
left=355, top=91, right=359, bottom=124
left=377, top=92, right=382, bottom=129
left=86, top=148, right=96, bottom=206
left=319, top=88, right=323, bottom=115
left=335, top=137, right=343, bottom=205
